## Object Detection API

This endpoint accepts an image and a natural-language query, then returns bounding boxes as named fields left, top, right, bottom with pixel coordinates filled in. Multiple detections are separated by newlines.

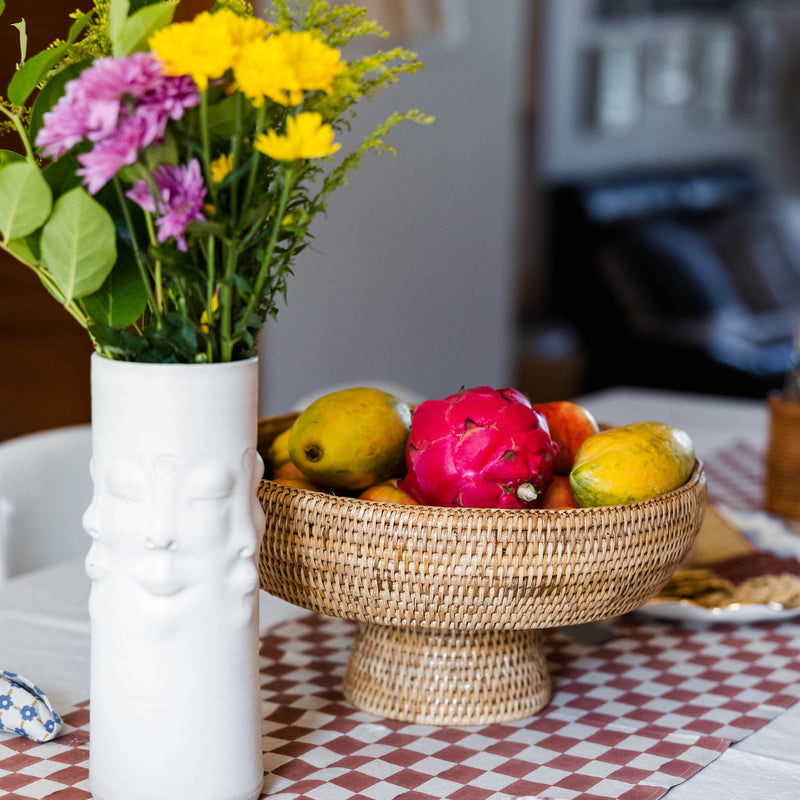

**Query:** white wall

left=258, top=0, right=528, bottom=415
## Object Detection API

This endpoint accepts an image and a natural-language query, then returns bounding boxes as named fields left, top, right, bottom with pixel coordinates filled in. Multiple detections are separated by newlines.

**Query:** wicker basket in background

left=766, top=393, right=800, bottom=520
left=256, top=414, right=707, bottom=726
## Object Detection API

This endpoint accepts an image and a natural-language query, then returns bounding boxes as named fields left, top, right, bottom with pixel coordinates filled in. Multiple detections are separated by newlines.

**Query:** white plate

left=636, top=598, right=800, bottom=625
left=635, top=504, right=800, bottom=624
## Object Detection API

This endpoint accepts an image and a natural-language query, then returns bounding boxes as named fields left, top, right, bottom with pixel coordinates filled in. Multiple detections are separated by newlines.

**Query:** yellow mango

left=289, top=387, right=411, bottom=491
left=569, top=421, right=695, bottom=507
left=266, top=426, right=292, bottom=471
left=358, top=477, right=419, bottom=505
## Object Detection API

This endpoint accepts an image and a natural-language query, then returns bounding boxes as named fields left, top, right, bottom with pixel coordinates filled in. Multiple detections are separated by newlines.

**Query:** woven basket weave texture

left=766, top=393, right=800, bottom=520
left=256, top=414, right=707, bottom=725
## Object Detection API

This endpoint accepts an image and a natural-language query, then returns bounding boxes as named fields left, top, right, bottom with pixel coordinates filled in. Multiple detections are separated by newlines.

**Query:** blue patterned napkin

left=0, top=670, right=62, bottom=742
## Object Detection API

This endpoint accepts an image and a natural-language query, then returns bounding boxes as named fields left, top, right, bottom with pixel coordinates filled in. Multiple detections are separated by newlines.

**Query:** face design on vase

left=84, top=447, right=260, bottom=610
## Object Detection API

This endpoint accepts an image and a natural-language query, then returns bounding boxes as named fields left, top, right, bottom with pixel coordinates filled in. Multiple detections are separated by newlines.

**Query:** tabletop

left=1, top=386, right=798, bottom=800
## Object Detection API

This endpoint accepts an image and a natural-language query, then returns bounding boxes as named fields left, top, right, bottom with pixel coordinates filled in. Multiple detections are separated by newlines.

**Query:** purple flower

left=126, top=159, right=207, bottom=251
left=76, top=115, right=149, bottom=194
left=34, top=91, right=91, bottom=158
left=145, top=75, right=200, bottom=123
left=135, top=74, right=200, bottom=146
left=37, top=53, right=162, bottom=157
left=126, top=176, right=157, bottom=213
left=78, top=53, right=166, bottom=141
left=36, top=53, right=200, bottom=192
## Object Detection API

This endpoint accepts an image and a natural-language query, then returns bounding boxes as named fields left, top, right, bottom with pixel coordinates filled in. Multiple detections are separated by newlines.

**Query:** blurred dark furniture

left=545, top=165, right=799, bottom=397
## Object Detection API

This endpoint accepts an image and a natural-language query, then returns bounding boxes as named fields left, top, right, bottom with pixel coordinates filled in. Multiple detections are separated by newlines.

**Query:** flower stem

left=0, top=239, right=90, bottom=327
left=142, top=210, right=163, bottom=311
left=240, top=104, right=267, bottom=221
left=205, top=234, right=215, bottom=362
left=0, top=105, right=33, bottom=160
left=219, top=238, right=239, bottom=362
left=199, top=91, right=218, bottom=207
left=230, top=92, right=243, bottom=225
left=43, top=275, right=91, bottom=328
left=233, top=165, right=294, bottom=340
left=112, top=177, right=162, bottom=328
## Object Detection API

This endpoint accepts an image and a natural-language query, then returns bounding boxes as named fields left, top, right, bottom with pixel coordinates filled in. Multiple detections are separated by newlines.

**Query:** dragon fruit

left=399, top=386, right=559, bottom=509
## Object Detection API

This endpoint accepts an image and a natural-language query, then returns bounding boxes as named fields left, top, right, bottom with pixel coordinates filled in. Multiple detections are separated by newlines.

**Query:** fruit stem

left=516, top=482, right=538, bottom=504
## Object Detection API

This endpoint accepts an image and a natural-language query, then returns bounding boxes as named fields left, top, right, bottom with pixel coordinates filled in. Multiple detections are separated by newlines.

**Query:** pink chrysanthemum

left=36, top=53, right=199, bottom=192
left=76, top=116, right=149, bottom=195
left=136, top=73, right=200, bottom=143
left=126, top=159, right=206, bottom=251
left=37, top=53, right=163, bottom=157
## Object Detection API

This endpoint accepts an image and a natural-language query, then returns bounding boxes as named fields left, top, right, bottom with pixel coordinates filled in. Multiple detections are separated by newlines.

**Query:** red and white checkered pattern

left=4, top=609, right=800, bottom=800
left=703, top=439, right=765, bottom=510
left=0, top=718, right=89, bottom=799
left=2, top=441, right=798, bottom=800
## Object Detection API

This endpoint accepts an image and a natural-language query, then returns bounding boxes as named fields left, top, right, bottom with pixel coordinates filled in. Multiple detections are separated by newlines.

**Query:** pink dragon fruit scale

left=398, top=386, right=559, bottom=509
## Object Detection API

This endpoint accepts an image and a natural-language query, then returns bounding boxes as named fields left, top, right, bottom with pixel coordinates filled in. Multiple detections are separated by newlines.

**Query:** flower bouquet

left=0, top=0, right=429, bottom=363
left=0, top=2, right=429, bottom=798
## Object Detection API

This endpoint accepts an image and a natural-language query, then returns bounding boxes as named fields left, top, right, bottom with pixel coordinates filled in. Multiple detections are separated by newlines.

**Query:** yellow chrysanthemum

left=233, top=30, right=344, bottom=107
left=210, top=152, right=235, bottom=183
left=279, top=31, right=344, bottom=95
left=226, top=14, right=271, bottom=53
left=149, top=10, right=240, bottom=90
left=234, top=36, right=298, bottom=107
left=254, top=112, right=340, bottom=161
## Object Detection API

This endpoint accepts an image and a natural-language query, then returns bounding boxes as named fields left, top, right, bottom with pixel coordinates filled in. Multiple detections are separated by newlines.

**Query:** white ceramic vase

left=83, top=354, right=265, bottom=800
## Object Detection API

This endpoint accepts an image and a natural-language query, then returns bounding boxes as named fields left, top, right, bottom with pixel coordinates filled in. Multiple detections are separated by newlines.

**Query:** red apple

left=537, top=475, right=578, bottom=509
left=532, top=400, right=600, bottom=475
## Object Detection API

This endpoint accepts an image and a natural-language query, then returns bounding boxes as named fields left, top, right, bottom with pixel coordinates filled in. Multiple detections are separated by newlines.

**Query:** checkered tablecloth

left=702, top=439, right=765, bottom=511
left=3, top=441, right=799, bottom=800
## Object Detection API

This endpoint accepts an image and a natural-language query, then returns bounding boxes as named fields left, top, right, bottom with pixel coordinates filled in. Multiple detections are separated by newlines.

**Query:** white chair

left=0, top=425, right=92, bottom=583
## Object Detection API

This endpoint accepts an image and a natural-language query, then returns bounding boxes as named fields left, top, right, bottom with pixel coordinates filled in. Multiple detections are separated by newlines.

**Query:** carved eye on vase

left=106, top=460, right=147, bottom=502
left=188, top=462, right=236, bottom=501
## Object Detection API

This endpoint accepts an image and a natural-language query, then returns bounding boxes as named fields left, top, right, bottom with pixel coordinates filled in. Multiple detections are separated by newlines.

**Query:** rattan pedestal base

left=342, top=623, right=552, bottom=726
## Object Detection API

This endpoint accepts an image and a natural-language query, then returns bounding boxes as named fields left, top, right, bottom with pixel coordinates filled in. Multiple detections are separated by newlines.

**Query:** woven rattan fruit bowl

left=256, top=414, right=707, bottom=726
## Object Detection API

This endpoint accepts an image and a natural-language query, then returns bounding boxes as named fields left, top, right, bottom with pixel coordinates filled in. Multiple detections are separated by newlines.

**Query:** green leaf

left=0, top=2, right=6, bottom=17
left=40, top=186, right=117, bottom=302
left=5, top=235, right=37, bottom=265
left=113, top=1, right=178, bottom=57
left=66, top=9, right=94, bottom=44
left=29, top=60, right=90, bottom=145
left=91, top=313, right=200, bottom=363
left=109, top=0, right=130, bottom=47
left=130, top=0, right=168, bottom=10
left=41, top=153, right=83, bottom=197
left=206, top=94, right=254, bottom=138
left=40, top=271, right=66, bottom=302
left=11, top=19, right=26, bottom=64
left=23, top=229, right=42, bottom=261
left=0, top=161, right=52, bottom=240
left=81, top=245, right=147, bottom=328
left=0, top=149, right=24, bottom=167
left=187, top=220, right=227, bottom=238
left=8, top=42, right=69, bottom=107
